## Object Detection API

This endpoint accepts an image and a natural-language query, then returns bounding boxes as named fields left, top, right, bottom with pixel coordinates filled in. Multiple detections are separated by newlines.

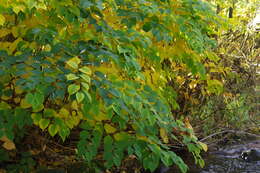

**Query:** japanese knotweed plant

left=0, top=0, right=219, bottom=172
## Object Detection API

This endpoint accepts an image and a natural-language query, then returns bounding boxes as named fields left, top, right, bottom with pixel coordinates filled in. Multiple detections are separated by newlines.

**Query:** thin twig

left=199, top=129, right=260, bottom=142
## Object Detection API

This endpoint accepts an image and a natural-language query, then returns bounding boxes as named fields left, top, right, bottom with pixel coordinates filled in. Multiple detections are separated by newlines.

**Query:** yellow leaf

left=39, top=118, right=50, bottom=130
left=114, top=132, right=129, bottom=141
left=0, top=168, right=6, bottom=173
left=12, top=5, right=26, bottom=14
left=159, top=128, right=169, bottom=143
left=29, top=41, right=37, bottom=50
left=65, top=118, right=75, bottom=129
left=0, top=136, right=16, bottom=150
left=2, top=141, right=16, bottom=150
left=0, top=102, right=11, bottom=109
left=189, top=81, right=197, bottom=89
left=84, top=119, right=96, bottom=127
left=0, top=14, right=6, bottom=26
left=136, top=135, right=154, bottom=144
left=0, top=28, right=11, bottom=38
left=79, top=66, right=92, bottom=75
left=59, top=108, right=70, bottom=118
left=32, top=104, right=44, bottom=112
left=20, top=99, right=32, bottom=108
left=9, top=37, right=23, bottom=54
left=198, top=141, right=208, bottom=152
left=1, top=96, right=10, bottom=101
left=31, top=113, right=42, bottom=125
left=42, top=44, right=51, bottom=52
left=78, top=111, right=83, bottom=119
left=71, top=100, right=79, bottom=110
left=104, top=124, right=117, bottom=134
left=66, top=56, right=81, bottom=69
left=15, top=86, right=23, bottom=94
left=71, top=116, right=80, bottom=126
left=205, top=51, right=220, bottom=62
left=184, top=117, right=193, bottom=131
left=14, top=97, right=20, bottom=104
left=11, top=26, right=19, bottom=37
left=93, top=112, right=110, bottom=121
left=71, top=110, right=77, bottom=116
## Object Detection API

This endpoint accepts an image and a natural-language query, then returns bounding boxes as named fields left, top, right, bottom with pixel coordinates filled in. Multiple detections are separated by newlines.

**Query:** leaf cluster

left=0, top=0, right=222, bottom=172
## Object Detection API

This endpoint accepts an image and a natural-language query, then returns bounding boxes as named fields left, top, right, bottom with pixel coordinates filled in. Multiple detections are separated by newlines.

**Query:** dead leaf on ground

left=0, top=136, right=16, bottom=150
left=0, top=169, right=6, bottom=173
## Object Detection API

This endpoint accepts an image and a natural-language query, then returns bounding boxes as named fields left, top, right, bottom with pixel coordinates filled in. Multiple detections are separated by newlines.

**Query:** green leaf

left=169, top=151, right=188, bottom=173
left=25, top=93, right=34, bottom=104
left=25, top=92, right=44, bottom=109
left=68, top=84, right=80, bottom=95
left=65, top=118, right=73, bottom=129
left=44, top=109, right=57, bottom=118
left=92, top=129, right=102, bottom=145
left=31, top=113, right=42, bottom=125
left=197, top=63, right=206, bottom=80
left=66, top=73, right=79, bottom=80
left=66, top=56, right=81, bottom=69
left=113, top=153, right=122, bottom=167
left=143, top=153, right=159, bottom=172
left=161, top=151, right=172, bottom=167
left=143, top=22, right=152, bottom=32
left=81, top=82, right=89, bottom=91
left=32, top=104, right=44, bottom=112
left=83, top=91, right=92, bottom=103
left=79, top=66, right=92, bottom=75
left=198, top=158, right=205, bottom=168
left=48, top=124, right=59, bottom=137
left=76, top=92, right=85, bottom=103
left=0, top=102, right=11, bottom=109
left=80, top=74, right=91, bottom=83
left=207, top=79, right=223, bottom=95
left=104, top=135, right=113, bottom=160
left=59, top=126, right=70, bottom=142
left=34, top=92, right=44, bottom=105
left=80, top=130, right=89, bottom=140
left=39, top=119, right=50, bottom=130
left=133, top=144, right=142, bottom=159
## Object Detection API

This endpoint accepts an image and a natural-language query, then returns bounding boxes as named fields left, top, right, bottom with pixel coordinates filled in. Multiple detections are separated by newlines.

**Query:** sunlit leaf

left=198, top=141, right=208, bottom=152
left=81, top=82, right=89, bottom=91
left=159, top=128, right=169, bottom=143
left=39, top=119, right=50, bottom=130
left=0, top=136, right=15, bottom=150
left=66, top=56, right=81, bottom=69
left=79, top=66, right=92, bottom=75
left=59, top=108, right=70, bottom=118
left=31, top=113, right=42, bottom=125
left=66, top=73, right=79, bottom=80
left=48, top=124, right=59, bottom=137
left=68, top=84, right=80, bottom=95
left=0, top=14, right=5, bottom=26
left=76, top=91, right=85, bottom=103
left=80, top=74, right=91, bottom=83
left=104, top=124, right=117, bottom=134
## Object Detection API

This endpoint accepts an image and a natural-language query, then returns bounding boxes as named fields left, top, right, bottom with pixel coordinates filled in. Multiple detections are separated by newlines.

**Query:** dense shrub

left=0, top=0, right=245, bottom=172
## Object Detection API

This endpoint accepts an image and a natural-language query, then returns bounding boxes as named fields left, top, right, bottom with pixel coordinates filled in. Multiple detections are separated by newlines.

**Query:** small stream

left=174, top=140, right=260, bottom=173
left=198, top=155, right=260, bottom=173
